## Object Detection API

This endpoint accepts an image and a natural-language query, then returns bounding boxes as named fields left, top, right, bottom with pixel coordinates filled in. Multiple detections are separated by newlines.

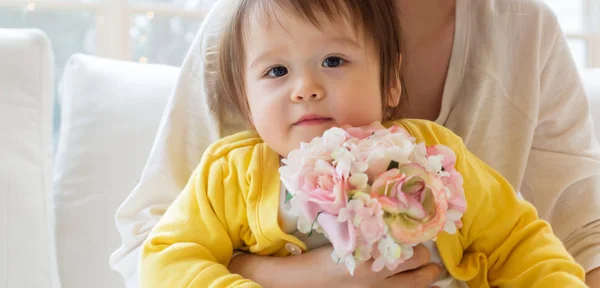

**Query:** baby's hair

left=217, top=0, right=403, bottom=124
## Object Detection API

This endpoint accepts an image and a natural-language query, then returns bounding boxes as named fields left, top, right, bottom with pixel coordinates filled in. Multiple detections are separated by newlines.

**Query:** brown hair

left=217, top=0, right=403, bottom=124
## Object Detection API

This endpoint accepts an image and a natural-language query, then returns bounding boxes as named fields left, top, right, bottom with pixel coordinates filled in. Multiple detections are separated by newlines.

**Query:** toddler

left=140, top=0, right=586, bottom=287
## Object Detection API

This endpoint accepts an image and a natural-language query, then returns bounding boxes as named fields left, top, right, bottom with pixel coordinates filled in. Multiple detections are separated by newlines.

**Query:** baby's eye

left=322, top=56, right=345, bottom=68
left=266, top=66, right=288, bottom=78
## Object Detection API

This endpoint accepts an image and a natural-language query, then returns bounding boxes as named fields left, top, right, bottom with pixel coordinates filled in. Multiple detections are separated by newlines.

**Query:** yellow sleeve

left=450, top=134, right=587, bottom=287
left=140, top=152, right=260, bottom=288
left=395, top=119, right=586, bottom=287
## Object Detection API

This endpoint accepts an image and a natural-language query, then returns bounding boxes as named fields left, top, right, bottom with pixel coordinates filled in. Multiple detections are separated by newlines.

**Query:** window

left=545, top=0, right=600, bottom=69
left=0, top=0, right=212, bottom=67
left=2, top=1, right=597, bottom=67
left=0, top=0, right=213, bottom=138
left=1, top=0, right=597, bottom=71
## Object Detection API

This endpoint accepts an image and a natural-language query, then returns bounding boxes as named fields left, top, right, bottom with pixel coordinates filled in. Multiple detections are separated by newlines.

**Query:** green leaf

left=307, top=211, right=323, bottom=237
left=387, top=160, right=399, bottom=170
left=285, top=191, right=294, bottom=204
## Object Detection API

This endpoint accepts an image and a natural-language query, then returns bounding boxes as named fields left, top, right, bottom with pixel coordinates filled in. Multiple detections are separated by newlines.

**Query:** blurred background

left=546, top=0, right=600, bottom=69
left=0, top=0, right=214, bottom=68
left=0, top=0, right=598, bottom=132
left=0, top=0, right=216, bottom=135
left=0, top=0, right=598, bottom=72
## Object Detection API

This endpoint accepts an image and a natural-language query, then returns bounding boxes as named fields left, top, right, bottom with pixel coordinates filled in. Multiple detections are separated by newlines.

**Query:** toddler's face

left=244, top=9, right=384, bottom=157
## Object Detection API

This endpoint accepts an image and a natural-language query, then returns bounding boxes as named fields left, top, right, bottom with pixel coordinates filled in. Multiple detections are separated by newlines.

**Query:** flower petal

left=349, top=173, right=368, bottom=189
left=443, top=220, right=457, bottom=234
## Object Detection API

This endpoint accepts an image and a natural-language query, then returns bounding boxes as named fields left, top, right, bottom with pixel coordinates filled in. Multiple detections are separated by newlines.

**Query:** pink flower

left=440, top=170, right=466, bottom=232
left=426, top=145, right=457, bottom=172
left=280, top=125, right=467, bottom=275
left=281, top=139, right=358, bottom=259
left=355, top=127, right=416, bottom=181
left=280, top=127, right=346, bottom=195
left=317, top=212, right=357, bottom=269
left=342, top=121, right=386, bottom=140
left=334, top=192, right=387, bottom=274
left=290, top=159, right=350, bottom=232
left=426, top=145, right=467, bottom=231
left=338, top=193, right=386, bottom=254
left=331, top=144, right=369, bottom=189
left=387, top=125, right=414, bottom=139
left=340, top=123, right=416, bottom=182
left=370, top=164, right=449, bottom=244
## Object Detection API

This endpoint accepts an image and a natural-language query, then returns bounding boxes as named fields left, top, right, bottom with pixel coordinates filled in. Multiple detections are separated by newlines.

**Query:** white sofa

left=54, top=54, right=179, bottom=288
left=1, top=28, right=600, bottom=288
left=1, top=28, right=180, bottom=288
left=0, top=28, right=61, bottom=288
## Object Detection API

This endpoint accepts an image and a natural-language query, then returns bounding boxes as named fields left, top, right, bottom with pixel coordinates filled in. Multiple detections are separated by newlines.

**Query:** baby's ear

left=388, top=82, right=401, bottom=107
left=387, top=55, right=402, bottom=108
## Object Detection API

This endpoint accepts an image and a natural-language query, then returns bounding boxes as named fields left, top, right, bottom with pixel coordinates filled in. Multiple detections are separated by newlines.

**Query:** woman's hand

left=587, top=267, right=600, bottom=288
left=228, top=244, right=443, bottom=288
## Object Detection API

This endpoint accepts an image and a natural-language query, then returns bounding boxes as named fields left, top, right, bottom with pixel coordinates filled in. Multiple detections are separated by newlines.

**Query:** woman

left=110, top=0, right=600, bottom=287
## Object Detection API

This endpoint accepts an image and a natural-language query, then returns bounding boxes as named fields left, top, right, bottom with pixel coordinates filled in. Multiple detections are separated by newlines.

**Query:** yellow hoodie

left=140, top=119, right=586, bottom=287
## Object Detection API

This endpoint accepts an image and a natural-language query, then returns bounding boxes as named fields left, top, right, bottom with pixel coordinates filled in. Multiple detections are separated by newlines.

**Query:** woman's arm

left=522, top=4, right=600, bottom=284
left=443, top=133, right=587, bottom=286
left=228, top=244, right=443, bottom=288
left=400, top=120, right=587, bottom=287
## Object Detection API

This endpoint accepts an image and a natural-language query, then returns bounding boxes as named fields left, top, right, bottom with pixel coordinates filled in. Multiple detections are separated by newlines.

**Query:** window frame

left=0, top=0, right=206, bottom=61
left=585, top=0, right=600, bottom=67
left=553, top=0, right=600, bottom=68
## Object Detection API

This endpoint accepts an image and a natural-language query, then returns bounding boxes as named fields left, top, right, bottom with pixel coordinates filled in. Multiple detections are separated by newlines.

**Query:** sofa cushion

left=54, top=54, right=179, bottom=288
left=0, top=28, right=61, bottom=288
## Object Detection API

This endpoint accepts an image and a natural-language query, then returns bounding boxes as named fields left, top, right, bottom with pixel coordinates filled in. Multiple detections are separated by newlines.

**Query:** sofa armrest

left=0, top=28, right=61, bottom=288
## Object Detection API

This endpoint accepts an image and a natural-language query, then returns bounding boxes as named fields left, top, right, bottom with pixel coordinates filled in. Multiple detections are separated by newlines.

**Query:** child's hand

left=228, top=244, right=443, bottom=288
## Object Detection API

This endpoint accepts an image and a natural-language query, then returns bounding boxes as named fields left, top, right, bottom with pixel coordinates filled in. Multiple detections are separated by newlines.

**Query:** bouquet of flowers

left=279, top=122, right=467, bottom=275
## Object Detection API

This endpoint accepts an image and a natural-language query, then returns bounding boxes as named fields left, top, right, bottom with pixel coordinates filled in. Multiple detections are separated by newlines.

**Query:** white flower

left=443, top=209, right=463, bottom=234
left=425, top=154, right=445, bottom=175
left=332, top=251, right=357, bottom=275
left=372, top=235, right=414, bottom=272
left=358, top=136, right=415, bottom=181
